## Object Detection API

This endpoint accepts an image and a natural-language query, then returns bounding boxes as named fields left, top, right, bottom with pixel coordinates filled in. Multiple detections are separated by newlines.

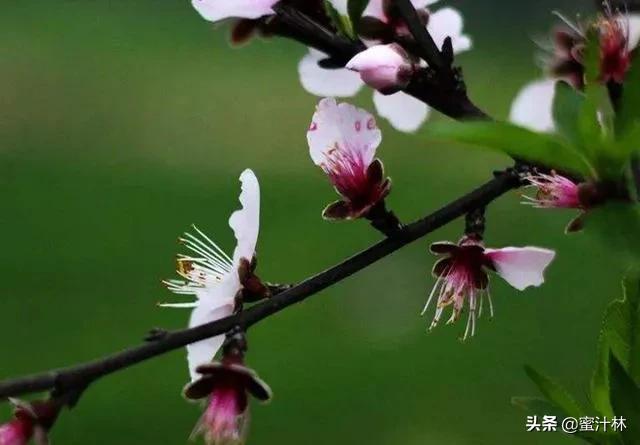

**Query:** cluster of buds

left=184, top=330, right=271, bottom=445
left=0, top=399, right=59, bottom=445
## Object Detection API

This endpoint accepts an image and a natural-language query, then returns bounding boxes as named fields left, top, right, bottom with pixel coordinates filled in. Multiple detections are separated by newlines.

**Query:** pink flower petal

left=191, top=0, right=278, bottom=22
left=307, top=98, right=381, bottom=166
left=484, top=247, right=556, bottom=291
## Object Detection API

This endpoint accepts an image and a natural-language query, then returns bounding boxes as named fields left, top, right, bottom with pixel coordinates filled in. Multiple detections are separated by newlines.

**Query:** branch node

left=366, top=200, right=403, bottom=236
left=145, top=328, right=169, bottom=342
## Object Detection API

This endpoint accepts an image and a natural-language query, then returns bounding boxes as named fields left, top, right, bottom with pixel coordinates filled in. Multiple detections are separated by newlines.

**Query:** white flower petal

left=509, top=78, right=557, bottom=133
left=364, top=0, right=439, bottom=21
left=191, top=0, right=277, bottom=22
left=373, top=90, right=430, bottom=132
left=187, top=303, right=234, bottom=381
left=627, top=14, right=640, bottom=49
left=298, top=49, right=364, bottom=97
left=427, top=7, right=472, bottom=54
left=484, top=247, right=556, bottom=291
left=307, top=97, right=382, bottom=166
left=328, top=0, right=348, bottom=15
left=228, top=169, right=260, bottom=265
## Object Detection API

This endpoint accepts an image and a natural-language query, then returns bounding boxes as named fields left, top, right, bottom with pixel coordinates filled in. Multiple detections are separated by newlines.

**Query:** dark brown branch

left=0, top=169, right=521, bottom=400
left=394, top=0, right=446, bottom=70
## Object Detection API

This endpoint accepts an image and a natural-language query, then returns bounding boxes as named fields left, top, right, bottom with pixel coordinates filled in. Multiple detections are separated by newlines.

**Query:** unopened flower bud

left=346, top=44, right=414, bottom=94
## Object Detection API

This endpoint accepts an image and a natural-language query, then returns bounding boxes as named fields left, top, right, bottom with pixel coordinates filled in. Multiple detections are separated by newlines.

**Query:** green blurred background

left=0, top=1, right=626, bottom=444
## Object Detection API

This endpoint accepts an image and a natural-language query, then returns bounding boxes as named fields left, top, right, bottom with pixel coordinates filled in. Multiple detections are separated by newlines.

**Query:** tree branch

left=394, top=0, right=446, bottom=70
left=0, top=168, right=521, bottom=400
left=269, top=2, right=488, bottom=121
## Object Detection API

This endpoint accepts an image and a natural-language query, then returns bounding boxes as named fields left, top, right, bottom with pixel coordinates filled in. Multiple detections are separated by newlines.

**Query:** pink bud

left=346, top=44, right=414, bottom=94
left=0, top=419, right=32, bottom=445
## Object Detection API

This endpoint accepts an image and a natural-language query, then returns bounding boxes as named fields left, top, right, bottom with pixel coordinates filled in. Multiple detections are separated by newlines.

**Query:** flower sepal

left=237, top=257, right=271, bottom=303
left=321, top=158, right=392, bottom=221
left=184, top=330, right=272, bottom=445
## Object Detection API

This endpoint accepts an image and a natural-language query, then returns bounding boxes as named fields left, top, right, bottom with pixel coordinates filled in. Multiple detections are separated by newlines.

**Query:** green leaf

left=591, top=330, right=614, bottom=418
left=324, top=0, right=354, bottom=38
left=513, top=397, right=610, bottom=444
left=524, top=365, right=586, bottom=418
left=604, top=273, right=640, bottom=385
left=609, top=354, right=640, bottom=445
left=511, top=396, right=566, bottom=417
left=591, top=272, right=640, bottom=428
left=428, top=120, right=594, bottom=176
left=347, top=0, right=368, bottom=33
left=609, top=122, right=640, bottom=161
left=583, top=204, right=640, bottom=265
left=581, top=85, right=624, bottom=180
left=616, top=37, right=640, bottom=136
left=552, top=81, right=585, bottom=146
left=583, top=26, right=601, bottom=86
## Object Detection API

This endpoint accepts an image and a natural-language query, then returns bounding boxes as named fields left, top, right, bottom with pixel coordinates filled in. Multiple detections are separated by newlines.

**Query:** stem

left=0, top=170, right=520, bottom=400
left=394, top=0, right=446, bottom=70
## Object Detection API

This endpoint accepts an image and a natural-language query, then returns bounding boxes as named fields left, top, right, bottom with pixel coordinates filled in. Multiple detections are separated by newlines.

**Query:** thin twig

left=394, top=0, right=446, bottom=70
left=0, top=169, right=521, bottom=400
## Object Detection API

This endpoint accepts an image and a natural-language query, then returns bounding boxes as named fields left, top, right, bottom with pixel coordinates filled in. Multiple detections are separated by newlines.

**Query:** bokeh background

left=0, top=1, right=627, bottom=444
